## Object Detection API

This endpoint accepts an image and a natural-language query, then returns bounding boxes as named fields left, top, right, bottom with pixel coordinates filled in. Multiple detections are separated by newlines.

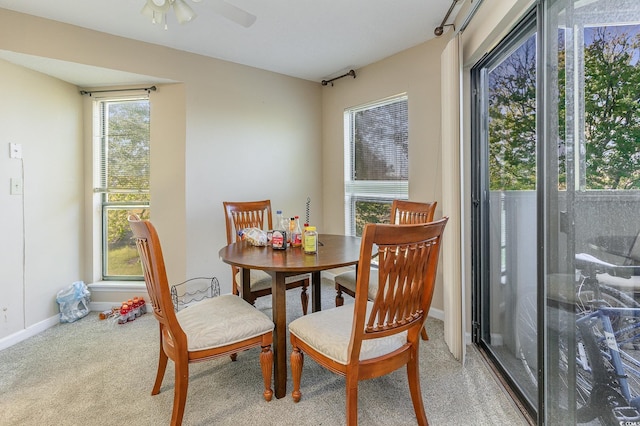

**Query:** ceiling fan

left=141, top=0, right=257, bottom=29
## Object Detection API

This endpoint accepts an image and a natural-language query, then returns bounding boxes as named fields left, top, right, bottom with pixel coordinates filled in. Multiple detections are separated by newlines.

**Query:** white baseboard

left=0, top=277, right=450, bottom=352
left=428, top=307, right=444, bottom=321
left=90, top=301, right=122, bottom=312
left=0, top=314, right=60, bottom=352
left=87, top=281, right=146, bottom=292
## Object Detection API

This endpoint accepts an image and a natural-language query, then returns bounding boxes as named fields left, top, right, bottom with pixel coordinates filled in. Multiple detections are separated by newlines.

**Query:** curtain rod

left=321, top=69, right=356, bottom=86
left=434, top=0, right=460, bottom=36
left=458, top=0, right=484, bottom=34
left=79, top=86, right=157, bottom=96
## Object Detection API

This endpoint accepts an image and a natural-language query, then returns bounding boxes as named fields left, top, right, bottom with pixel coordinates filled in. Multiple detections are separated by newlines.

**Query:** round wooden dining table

left=219, top=233, right=362, bottom=399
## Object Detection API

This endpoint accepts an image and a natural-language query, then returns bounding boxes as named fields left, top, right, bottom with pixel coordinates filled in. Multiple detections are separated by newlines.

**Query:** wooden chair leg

left=335, top=285, right=344, bottom=307
left=152, top=327, right=168, bottom=395
left=420, top=326, right=429, bottom=341
left=291, top=346, right=304, bottom=402
left=407, top=348, right=428, bottom=426
left=300, top=279, right=309, bottom=315
left=260, top=345, right=274, bottom=402
left=171, top=356, right=189, bottom=426
left=345, top=375, right=359, bottom=426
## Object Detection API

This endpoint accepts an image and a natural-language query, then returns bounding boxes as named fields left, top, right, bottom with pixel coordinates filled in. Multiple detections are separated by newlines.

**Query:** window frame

left=92, top=95, right=150, bottom=281
left=343, top=94, right=409, bottom=236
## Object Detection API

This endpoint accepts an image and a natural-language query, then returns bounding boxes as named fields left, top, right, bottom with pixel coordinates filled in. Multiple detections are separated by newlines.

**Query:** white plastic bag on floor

left=56, top=281, right=91, bottom=323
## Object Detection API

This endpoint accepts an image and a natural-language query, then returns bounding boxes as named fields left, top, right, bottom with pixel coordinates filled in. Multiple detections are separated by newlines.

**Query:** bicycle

left=515, top=252, right=640, bottom=424
left=575, top=305, right=640, bottom=425
left=516, top=253, right=640, bottom=384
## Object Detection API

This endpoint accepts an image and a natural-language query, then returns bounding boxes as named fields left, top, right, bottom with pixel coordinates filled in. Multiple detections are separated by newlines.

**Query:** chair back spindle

left=224, top=200, right=273, bottom=245
left=365, top=235, right=441, bottom=337
left=350, top=218, right=447, bottom=357
left=392, top=200, right=437, bottom=225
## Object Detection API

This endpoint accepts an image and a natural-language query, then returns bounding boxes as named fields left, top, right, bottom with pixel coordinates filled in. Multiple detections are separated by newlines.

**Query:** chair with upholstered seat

left=224, top=200, right=310, bottom=314
left=335, top=200, right=437, bottom=340
left=289, top=218, right=448, bottom=426
left=128, top=215, right=274, bottom=426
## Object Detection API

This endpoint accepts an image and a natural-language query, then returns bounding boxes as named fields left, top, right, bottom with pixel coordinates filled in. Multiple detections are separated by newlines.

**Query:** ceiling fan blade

left=210, top=0, right=257, bottom=28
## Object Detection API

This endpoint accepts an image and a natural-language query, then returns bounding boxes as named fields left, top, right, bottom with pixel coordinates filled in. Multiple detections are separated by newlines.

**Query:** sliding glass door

left=471, top=12, right=539, bottom=418
left=472, top=0, right=640, bottom=423
left=543, top=0, right=640, bottom=424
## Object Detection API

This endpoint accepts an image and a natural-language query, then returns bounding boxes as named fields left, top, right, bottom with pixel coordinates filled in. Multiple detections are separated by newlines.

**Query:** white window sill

left=87, top=281, right=146, bottom=292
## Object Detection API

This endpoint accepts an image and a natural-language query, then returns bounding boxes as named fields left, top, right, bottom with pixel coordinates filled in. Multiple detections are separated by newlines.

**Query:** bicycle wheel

left=576, top=283, right=640, bottom=314
left=512, top=285, right=635, bottom=385
left=576, top=315, right=630, bottom=426
left=577, top=283, right=640, bottom=349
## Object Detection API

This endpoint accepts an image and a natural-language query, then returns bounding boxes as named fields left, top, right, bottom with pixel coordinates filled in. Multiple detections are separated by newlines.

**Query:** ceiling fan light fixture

left=145, top=0, right=170, bottom=13
left=141, top=2, right=167, bottom=26
left=173, top=0, right=197, bottom=24
left=141, top=0, right=255, bottom=29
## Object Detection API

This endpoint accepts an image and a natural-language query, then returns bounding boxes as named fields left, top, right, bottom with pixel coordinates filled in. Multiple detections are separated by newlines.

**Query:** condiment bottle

left=272, top=210, right=288, bottom=250
left=303, top=226, right=318, bottom=254
left=288, top=217, right=295, bottom=244
left=291, top=216, right=303, bottom=247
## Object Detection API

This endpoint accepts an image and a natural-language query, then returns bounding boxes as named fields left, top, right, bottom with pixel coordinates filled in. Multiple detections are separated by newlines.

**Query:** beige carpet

left=0, top=280, right=527, bottom=425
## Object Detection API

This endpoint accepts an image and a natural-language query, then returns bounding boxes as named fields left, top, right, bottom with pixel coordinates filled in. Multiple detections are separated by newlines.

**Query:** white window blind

left=344, top=95, right=409, bottom=236
left=94, top=98, right=150, bottom=196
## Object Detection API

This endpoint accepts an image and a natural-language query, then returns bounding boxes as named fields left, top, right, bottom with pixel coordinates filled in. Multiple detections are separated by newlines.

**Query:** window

left=344, top=95, right=409, bottom=236
left=94, top=97, right=150, bottom=279
left=580, top=24, right=640, bottom=190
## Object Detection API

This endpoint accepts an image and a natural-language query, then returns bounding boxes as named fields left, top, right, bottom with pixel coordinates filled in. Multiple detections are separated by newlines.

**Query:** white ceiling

left=0, top=0, right=462, bottom=86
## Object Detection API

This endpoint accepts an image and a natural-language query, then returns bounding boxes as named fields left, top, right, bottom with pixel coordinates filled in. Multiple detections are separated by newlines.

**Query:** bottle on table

left=272, top=210, right=288, bottom=250
left=291, top=216, right=303, bottom=247
left=303, top=226, right=318, bottom=254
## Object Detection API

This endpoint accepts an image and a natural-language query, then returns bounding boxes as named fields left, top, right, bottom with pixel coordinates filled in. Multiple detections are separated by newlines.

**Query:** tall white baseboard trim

left=90, top=301, right=122, bottom=312
left=87, top=281, right=146, bottom=292
left=0, top=315, right=60, bottom=351
left=1, top=279, right=449, bottom=352
left=428, top=307, right=444, bottom=321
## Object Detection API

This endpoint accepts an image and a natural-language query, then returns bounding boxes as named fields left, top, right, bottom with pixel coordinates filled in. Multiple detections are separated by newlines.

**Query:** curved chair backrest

left=349, top=217, right=448, bottom=363
left=223, top=200, right=273, bottom=245
left=391, top=200, right=437, bottom=225
left=128, top=215, right=185, bottom=345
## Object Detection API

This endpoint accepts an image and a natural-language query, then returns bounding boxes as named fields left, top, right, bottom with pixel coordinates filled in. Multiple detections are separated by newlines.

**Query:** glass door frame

left=470, top=6, right=541, bottom=423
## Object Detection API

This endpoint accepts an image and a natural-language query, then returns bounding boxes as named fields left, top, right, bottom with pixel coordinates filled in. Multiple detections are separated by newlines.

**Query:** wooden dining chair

left=289, top=218, right=448, bottom=426
left=128, top=215, right=274, bottom=426
left=335, top=200, right=437, bottom=340
left=223, top=200, right=310, bottom=314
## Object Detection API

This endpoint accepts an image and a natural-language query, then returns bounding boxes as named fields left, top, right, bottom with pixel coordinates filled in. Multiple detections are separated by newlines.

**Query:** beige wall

left=0, top=59, right=83, bottom=337
left=321, top=37, right=449, bottom=312
left=0, top=0, right=508, bottom=339
left=0, top=8, right=322, bottom=343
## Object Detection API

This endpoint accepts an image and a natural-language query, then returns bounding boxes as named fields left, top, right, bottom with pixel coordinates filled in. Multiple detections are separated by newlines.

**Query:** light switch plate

left=9, top=143, right=22, bottom=159
left=10, top=177, right=23, bottom=195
